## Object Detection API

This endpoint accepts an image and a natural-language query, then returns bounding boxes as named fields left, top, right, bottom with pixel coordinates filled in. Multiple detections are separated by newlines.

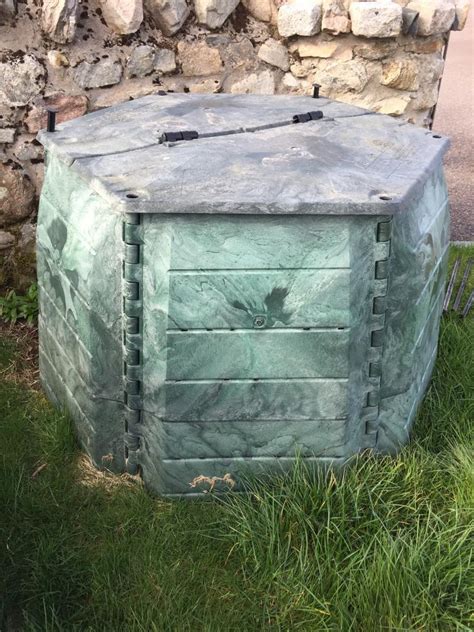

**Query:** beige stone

left=258, top=38, right=290, bottom=70
left=350, top=1, right=403, bottom=38
left=321, top=0, right=350, bottom=33
left=178, top=41, right=223, bottom=76
left=353, top=40, right=398, bottom=60
left=0, top=162, right=35, bottom=228
left=47, top=50, right=69, bottom=67
left=290, top=61, right=310, bottom=77
left=278, top=0, right=323, bottom=37
left=381, top=58, right=419, bottom=90
left=406, top=0, right=455, bottom=35
left=227, top=69, right=276, bottom=93
left=145, top=0, right=190, bottom=35
left=90, top=82, right=160, bottom=110
left=195, top=0, right=240, bottom=28
left=452, top=0, right=469, bottom=30
left=41, top=0, right=78, bottom=43
left=280, top=72, right=311, bottom=93
left=294, top=37, right=352, bottom=60
left=242, top=0, right=276, bottom=22
left=376, top=96, right=410, bottom=116
left=99, top=0, right=143, bottom=34
left=25, top=94, right=88, bottom=133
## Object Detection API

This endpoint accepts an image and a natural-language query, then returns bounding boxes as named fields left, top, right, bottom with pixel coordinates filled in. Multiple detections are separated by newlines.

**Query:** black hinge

left=292, top=111, right=324, bottom=124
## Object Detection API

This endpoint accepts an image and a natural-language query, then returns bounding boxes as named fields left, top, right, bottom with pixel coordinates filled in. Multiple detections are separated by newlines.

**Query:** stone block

left=0, top=128, right=15, bottom=143
left=25, top=94, right=88, bottom=133
left=242, top=0, right=276, bottom=21
left=350, top=1, right=403, bottom=37
left=406, top=0, right=455, bottom=35
left=258, top=38, right=290, bottom=70
left=0, top=162, right=35, bottom=228
left=0, top=55, right=45, bottom=107
left=41, top=0, right=78, bottom=43
left=227, top=69, right=277, bottom=93
left=178, top=41, right=223, bottom=76
left=99, top=0, right=143, bottom=34
left=195, top=0, right=240, bottom=28
left=452, top=0, right=469, bottom=30
left=73, top=58, right=122, bottom=89
left=353, top=39, right=398, bottom=59
left=145, top=0, right=190, bottom=35
left=322, top=0, right=351, bottom=33
left=0, top=0, right=17, bottom=23
left=381, top=57, right=419, bottom=90
left=155, top=49, right=177, bottom=74
left=47, top=50, right=70, bottom=67
left=376, top=95, right=410, bottom=115
left=0, top=230, right=15, bottom=251
left=127, top=45, right=155, bottom=77
left=314, top=59, right=369, bottom=94
left=278, top=0, right=323, bottom=37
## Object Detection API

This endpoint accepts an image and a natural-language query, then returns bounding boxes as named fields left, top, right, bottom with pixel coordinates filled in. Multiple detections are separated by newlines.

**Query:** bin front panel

left=139, top=214, right=384, bottom=494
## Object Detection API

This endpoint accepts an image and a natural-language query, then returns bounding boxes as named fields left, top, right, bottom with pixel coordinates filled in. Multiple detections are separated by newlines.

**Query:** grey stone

left=127, top=45, right=156, bottom=78
left=258, top=38, right=290, bottom=71
left=195, top=0, right=240, bottom=28
left=0, top=55, right=45, bottom=107
left=452, top=0, right=469, bottom=30
left=73, top=58, right=122, bottom=89
left=350, top=1, right=403, bottom=38
left=145, top=0, right=190, bottom=34
left=278, top=0, right=323, bottom=37
left=154, top=49, right=177, bottom=74
left=41, top=0, right=78, bottom=43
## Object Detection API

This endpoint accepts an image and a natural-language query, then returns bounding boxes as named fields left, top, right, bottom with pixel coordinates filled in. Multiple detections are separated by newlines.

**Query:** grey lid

left=38, top=93, right=450, bottom=215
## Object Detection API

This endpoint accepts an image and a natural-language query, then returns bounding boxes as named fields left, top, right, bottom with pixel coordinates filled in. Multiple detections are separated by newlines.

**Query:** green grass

left=1, top=246, right=473, bottom=631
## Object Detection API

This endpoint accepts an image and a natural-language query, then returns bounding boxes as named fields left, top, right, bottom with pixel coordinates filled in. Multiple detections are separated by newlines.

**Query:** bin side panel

left=377, top=166, right=449, bottom=452
left=37, top=153, right=125, bottom=471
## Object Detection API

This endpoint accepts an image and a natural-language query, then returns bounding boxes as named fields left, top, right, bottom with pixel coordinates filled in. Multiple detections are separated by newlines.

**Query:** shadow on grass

left=0, top=246, right=472, bottom=631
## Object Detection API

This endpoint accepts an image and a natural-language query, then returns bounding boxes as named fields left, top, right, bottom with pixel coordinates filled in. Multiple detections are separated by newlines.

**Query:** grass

left=1, top=246, right=473, bottom=631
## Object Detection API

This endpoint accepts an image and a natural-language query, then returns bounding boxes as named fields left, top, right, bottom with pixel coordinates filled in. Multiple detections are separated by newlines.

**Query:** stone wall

left=0, top=0, right=469, bottom=289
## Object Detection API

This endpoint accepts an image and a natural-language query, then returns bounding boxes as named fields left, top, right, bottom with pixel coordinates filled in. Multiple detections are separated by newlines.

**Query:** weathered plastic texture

left=36, top=94, right=450, bottom=495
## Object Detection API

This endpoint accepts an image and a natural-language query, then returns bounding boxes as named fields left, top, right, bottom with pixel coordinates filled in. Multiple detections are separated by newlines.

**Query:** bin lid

left=37, top=93, right=450, bottom=215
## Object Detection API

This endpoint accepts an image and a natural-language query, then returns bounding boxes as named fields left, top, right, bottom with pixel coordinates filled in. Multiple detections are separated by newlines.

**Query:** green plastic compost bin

left=36, top=93, right=450, bottom=496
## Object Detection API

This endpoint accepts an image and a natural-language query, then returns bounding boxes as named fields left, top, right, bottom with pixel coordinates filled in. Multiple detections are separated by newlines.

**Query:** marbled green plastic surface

left=36, top=94, right=450, bottom=496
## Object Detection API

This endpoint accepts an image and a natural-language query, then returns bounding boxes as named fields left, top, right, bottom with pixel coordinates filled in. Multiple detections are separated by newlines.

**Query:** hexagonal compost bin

left=37, top=94, right=450, bottom=496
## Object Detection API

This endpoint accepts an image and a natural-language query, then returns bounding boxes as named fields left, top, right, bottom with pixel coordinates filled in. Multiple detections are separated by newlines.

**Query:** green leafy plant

left=0, top=283, right=38, bottom=324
